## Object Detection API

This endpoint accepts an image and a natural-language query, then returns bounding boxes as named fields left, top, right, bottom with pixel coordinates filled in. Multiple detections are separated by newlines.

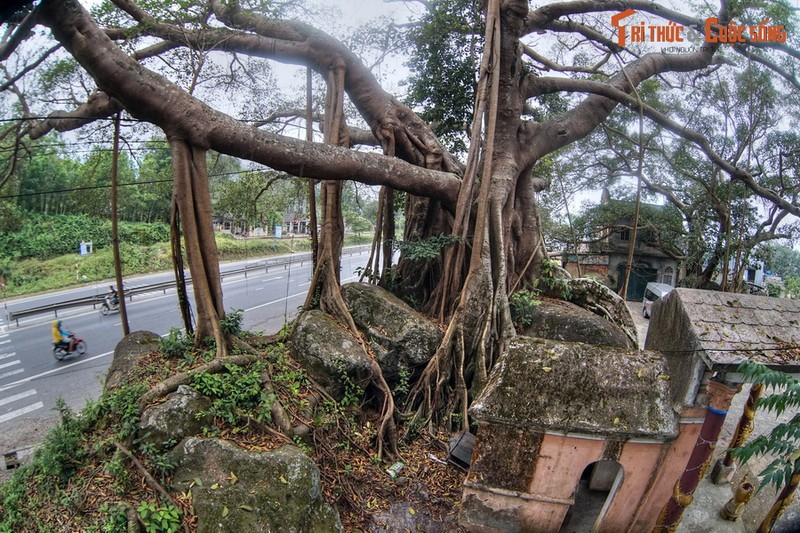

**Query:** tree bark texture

left=169, top=139, right=227, bottom=356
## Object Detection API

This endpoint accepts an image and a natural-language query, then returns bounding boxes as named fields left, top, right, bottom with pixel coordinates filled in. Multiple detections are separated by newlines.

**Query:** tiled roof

left=665, top=289, right=800, bottom=370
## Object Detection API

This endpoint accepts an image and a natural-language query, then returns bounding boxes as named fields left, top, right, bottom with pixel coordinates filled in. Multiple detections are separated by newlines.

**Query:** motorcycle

left=53, top=332, right=87, bottom=361
left=100, top=296, right=120, bottom=315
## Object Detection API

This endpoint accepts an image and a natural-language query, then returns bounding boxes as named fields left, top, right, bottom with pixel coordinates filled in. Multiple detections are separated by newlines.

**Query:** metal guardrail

left=6, top=246, right=369, bottom=326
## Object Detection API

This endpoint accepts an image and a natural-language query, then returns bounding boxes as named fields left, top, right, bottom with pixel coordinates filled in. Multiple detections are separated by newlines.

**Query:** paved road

left=0, top=248, right=371, bottom=431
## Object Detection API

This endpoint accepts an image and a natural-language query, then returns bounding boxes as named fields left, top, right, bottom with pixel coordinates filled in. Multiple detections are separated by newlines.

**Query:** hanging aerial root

left=316, top=259, right=400, bottom=459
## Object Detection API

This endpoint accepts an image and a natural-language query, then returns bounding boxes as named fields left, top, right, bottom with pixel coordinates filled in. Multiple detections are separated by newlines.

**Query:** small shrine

left=459, top=288, right=800, bottom=532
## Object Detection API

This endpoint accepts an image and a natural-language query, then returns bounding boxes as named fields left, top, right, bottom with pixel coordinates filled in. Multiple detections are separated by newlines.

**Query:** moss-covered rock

left=341, top=282, right=442, bottom=381
left=565, top=278, right=638, bottom=347
left=290, top=309, right=372, bottom=400
left=137, top=385, right=213, bottom=452
left=168, top=439, right=342, bottom=533
left=523, top=298, right=634, bottom=349
left=104, top=330, right=160, bottom=391
left=470, top=337, right=678, bottom=439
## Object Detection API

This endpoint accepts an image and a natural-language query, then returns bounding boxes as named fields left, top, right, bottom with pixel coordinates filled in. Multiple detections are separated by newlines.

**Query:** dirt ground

left=0, top=414, right=59, bottom=483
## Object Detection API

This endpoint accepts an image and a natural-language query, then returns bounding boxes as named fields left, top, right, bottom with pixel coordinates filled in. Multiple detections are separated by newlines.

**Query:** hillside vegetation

left=0, top=213, right=320, bottom=297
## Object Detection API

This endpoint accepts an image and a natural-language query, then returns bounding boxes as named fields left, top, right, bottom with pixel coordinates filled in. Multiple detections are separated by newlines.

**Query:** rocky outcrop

left=290, top=284, right=443, bottom=397
left=341, top=283, right=442, bottom=381
left=565, top=278, right=638, bottom=347
left=138, top=385, right=213, bottom=452
left=290, top=309, right=372, bottom=400
left=523, top=299, right=634, bottom=349
left=168, top=439, right=342, bottom=533
left=104, top=330, right=161, bottom=391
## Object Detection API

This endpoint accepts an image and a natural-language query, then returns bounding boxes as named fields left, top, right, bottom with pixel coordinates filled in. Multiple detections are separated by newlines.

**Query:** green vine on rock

left=393, top=234, right=461, bottom=262
left=536, top=258, right=572, bottom=300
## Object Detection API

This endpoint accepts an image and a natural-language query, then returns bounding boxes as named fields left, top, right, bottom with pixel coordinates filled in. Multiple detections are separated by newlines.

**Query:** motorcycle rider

left=105, top=285, right=118, bottom=308
left=51, top=320, right=74, bottom=353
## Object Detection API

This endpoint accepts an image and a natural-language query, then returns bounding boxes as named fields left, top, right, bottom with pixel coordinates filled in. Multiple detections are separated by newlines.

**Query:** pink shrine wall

left=462, top=415, right=705, bottom=532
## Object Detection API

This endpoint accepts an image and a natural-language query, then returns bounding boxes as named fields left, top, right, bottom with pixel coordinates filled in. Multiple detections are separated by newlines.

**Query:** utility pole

left=110, top=112, right=130, bottom=336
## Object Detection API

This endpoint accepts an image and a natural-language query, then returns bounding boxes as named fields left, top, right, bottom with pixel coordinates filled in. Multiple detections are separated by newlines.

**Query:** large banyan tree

left=3, top=0, right=800, bottom=444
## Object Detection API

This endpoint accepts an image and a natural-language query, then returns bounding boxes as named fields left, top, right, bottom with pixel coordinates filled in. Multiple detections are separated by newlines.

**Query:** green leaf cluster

left=509, top=289, right=541, bottom=330
left=137, top=501, right=181, bottom=533
left=393, top=233, right=461, bottom=262
left=191, top=362, right=270, bottom=425
left=575, top=199, right=685, bottom=257
left=730, top=361, right=800, bottom=492
left=405, top=0, right=483, bottom=154
left=0, top=211, right=169, bottom=261
left=160, top=328, right=191, bottom=358
left=536, top=259, right=572, bottom=300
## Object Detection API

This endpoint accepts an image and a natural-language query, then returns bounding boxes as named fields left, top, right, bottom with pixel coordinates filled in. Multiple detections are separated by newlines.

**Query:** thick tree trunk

left=404, top=0, right=534, bottom=429
left=169, top=139, right=227, bottom=357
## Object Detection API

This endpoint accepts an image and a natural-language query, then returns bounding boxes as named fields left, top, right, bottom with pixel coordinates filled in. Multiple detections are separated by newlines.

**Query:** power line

left=0, top=178, right=173, bottom=199
left=0, top=169, right=272, bottom=199
left=0, top=115, right=141, bottom=124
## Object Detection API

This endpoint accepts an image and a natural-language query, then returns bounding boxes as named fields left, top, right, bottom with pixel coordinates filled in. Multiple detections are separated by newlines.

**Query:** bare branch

left=0, top=44, right=60, bottom=92
left=0, top=2, right=41, bottom=61
left=522, top=42, right=611, bottom=73
left=28, top=91, right=123, bottom=139
left=526, top=64, right=800, bottom=217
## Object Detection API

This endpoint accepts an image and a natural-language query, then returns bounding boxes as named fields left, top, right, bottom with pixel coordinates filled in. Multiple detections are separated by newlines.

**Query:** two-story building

left=563, top=190, right=681, bottom=301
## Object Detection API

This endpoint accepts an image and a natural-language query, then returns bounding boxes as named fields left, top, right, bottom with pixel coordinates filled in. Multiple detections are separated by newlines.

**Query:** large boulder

left=523, top=299, right=634, bottom=349
left=565, top=278, right=638, bottom=347
left=290, top=310, right=372, bottom=400
left=104, top=330, right=161, bottom=391
left=341, top=283, right=442, bottom=381
left=168, top=439, right=342, bottom=533
left=137, top=385, right=214, bottom=452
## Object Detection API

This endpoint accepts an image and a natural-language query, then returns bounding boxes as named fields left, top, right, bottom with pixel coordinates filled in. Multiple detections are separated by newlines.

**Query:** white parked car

left=642, top=282, right=673, bottom=319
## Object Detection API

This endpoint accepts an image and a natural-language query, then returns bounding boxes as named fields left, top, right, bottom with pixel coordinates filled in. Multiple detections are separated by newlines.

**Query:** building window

left=619, top=227, right=630, bottom=241
left=662, top=267, right=674, bottom=286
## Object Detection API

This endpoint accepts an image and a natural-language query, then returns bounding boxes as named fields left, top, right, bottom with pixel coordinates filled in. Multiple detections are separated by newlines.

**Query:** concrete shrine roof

left=470, top=337, right=679, bottom=440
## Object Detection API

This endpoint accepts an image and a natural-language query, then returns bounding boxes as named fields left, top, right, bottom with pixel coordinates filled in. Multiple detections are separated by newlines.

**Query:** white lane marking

left=0, top=360, right=20, bottom=370
left=0, top=401, right=44, bottom=424
left=0, top=352, right=16, bottom=361
left=0, top=388, right=37, bottom=407
left=246, top=292, right=306, bottom=312
left=0, top=368, right=25, bottom=380
left=0, top=339, right=10, bottom=345
left=0, top=350, right=113, bottom=393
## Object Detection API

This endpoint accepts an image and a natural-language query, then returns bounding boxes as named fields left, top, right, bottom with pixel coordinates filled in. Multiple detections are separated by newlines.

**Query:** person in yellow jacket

left=51, top=320, right=73, bottom=353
